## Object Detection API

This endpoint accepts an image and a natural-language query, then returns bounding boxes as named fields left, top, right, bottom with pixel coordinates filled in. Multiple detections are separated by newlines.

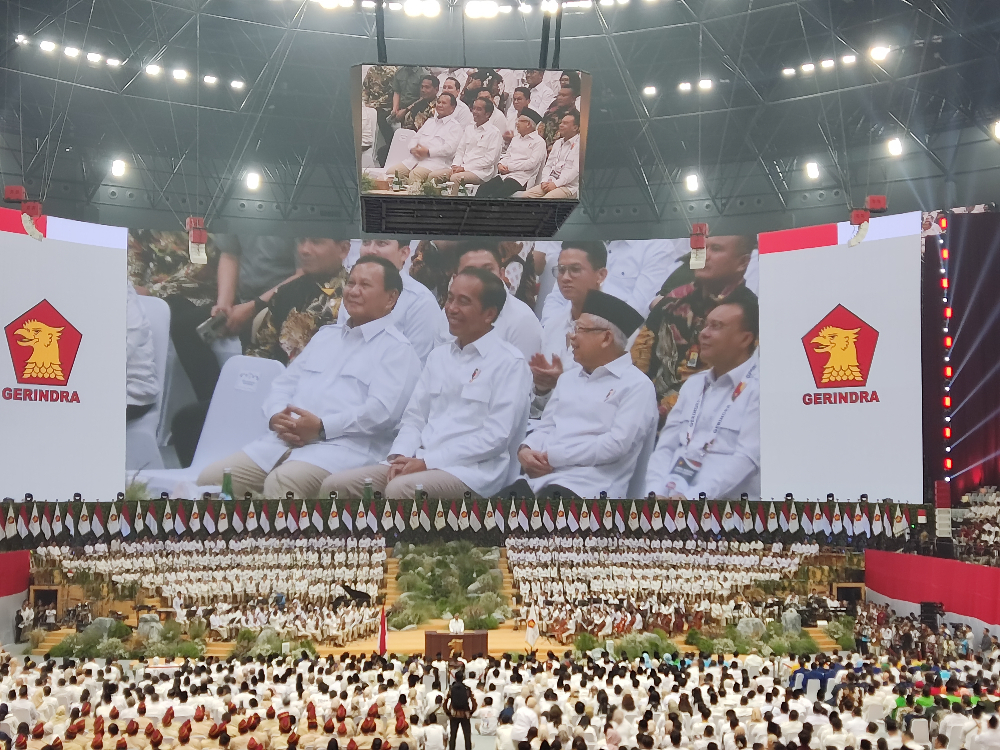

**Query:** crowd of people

left=27, top=536, right=387, bottom=645
left=505, top=535, right=819, bottom=641
left=7, top=621, right=1000, bottom=750
left=361, top=67, right=582, bottom=199
left=952, top=489, right=1000, bottom=566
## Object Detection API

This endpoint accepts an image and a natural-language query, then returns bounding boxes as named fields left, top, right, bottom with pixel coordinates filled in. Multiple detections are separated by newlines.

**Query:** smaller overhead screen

left=353, top=65, right=590, bottom=236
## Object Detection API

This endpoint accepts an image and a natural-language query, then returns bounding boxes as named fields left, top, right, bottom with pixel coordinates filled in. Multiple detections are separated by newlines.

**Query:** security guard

left=646, top=286, right=760, bottom=501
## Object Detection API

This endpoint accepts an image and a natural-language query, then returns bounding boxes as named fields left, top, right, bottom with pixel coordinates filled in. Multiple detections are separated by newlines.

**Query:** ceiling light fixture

left=231, top=80, right=245, bottom=90
left=782, top=68, right=796, bottom=77
left=39, top=40, right=56, bottom=52
left=869, top=45, right=890, bottom=61
left=685, top=174, right=699, bottom=191
left=146, top=64, right=161, bottom=75
left=246, top=172, right=261, bottom=190
left=678, top=82, right=692, bottom=92
left=111, top=159, right=127, bottom=177
left=806, top=162, right=820, bottom=179
left=801, top=63, right=815, bottom=73
left=424, top=0, right=442, bottom=14
left=86, top=52, right=102, bottom=63
left=698, top=79, right=712, bottom=90
left=64, top=47, right=79, bottom=57
left=643, top=85, right=656, bottom=96
left=993, top=120, right=1000, bottom=140
left=15, top=35, right=28, bottom=44
left=362, top=1, right=376, bottom=7
left=842, top=54, right=856, bottom=64
left=172, top=69, right=188, bottom=80
left=887, top=137, right=903, bottom=156
left=204, top=75, right=218, bottom=84
left=820, top=59, right=835, bottom=69
left=106, top=58, right=121, bottom=67
left=519, top=2, right=532, bottom=10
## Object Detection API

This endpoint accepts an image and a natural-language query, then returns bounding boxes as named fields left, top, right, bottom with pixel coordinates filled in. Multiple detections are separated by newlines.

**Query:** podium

left=424, top=630, right=489, bottom=658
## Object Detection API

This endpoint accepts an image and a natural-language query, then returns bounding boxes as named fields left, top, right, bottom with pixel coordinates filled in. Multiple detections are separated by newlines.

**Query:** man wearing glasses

left=528, top=241, right=607, bottom=416
left=500, top=289, right=656, bottom=500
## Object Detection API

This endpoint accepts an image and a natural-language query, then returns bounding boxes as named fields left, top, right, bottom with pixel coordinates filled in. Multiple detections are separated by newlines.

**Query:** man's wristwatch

left=317, top=424, right=327, bottom=441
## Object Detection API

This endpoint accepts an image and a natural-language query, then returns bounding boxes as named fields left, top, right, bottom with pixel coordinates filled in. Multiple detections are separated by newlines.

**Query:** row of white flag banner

left=0, top=496, right=926, bottom=548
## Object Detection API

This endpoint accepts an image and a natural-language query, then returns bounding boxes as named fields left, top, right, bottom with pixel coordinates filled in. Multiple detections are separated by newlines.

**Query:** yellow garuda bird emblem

left=811, top=326, right=863, bottom=383
left=15, top=319, right=65, bottom=381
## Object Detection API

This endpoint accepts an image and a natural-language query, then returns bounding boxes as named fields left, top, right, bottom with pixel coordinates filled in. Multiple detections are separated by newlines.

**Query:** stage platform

left=33, top=619, right=565, bottom=659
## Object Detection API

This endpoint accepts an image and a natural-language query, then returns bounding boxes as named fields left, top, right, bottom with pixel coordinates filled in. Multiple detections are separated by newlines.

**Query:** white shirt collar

left=705, top=350, right=758, bottom=387
left=343, top=314, right=392, bottom=342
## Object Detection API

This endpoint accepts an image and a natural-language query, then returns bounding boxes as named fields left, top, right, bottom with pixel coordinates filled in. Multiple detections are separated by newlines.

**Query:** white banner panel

left=0, top=231, right=125, bottom=498
left=758, top=212, right=923, bottom=502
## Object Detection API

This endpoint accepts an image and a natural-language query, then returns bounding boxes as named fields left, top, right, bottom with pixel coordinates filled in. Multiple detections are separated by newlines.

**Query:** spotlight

left=387, top=3, right=402, bottom=9
left=782, top=68, right=796, bottom=77
left=946, top=446, right=951, bottom=452
left=946, top=476, right=952, bottom=482
left=246, top=172, right=261, bottom=190
left=424, top=0, right=441, bottom=14
left=801, top=63, right=815, bottom=73
left=519, top=2, right=532, bottom=9
left=944, top=458, right=952, bottom=470
left=685, top=174, right=699, bottom=192
left=600, top=0, right=613, bottom=5
left=86, top=52, right=102, bottom=63
left=993, top=120, right=1000, bottom=140
left=39, top=40, right=56, bottom=52
left=498, top=4, right=514, bottom=10
left=869, top=46, right=891, bottom=61
left=146, top=64, right=161, bottom=75
left=231, top=80, right=245, bottom=90
left=842, top=54, right=857, bottom=64
left=111, top=159, right=127, bottom=177
left=204, top=75, right=218, bottom=84
left=106, top=58, right=121, bottom=67
left=172, top=69, right=188, bottom=80
left=339, top=0, right=354, bottom=5
left=318, top=0, right=337, bottom=7
left=678, top=82, right=692, bottom=92
left=643, top=86, right=656, bottom=96
left=64, top=47, right=80, bottom=57
left=805, top=162, right=820, bottom=179
left=697, top=79, right=712, bottom=90
left=362, top=1, right=377, bottom=6
left=945, top=416, right=951, bottom=422
left=887, top=137, right=903, bottom=156
left=404, top=0, right=423, bottom=15
left=820, top=59, right=835, bottom=69
left=15, top=34, right=28, bottom=44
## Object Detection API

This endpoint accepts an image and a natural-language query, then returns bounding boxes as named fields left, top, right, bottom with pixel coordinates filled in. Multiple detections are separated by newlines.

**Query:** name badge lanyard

left=685, top=364, right=756, bottom=456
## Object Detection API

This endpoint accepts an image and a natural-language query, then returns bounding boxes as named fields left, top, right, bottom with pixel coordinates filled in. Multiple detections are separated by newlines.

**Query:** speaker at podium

left=424, top=630, right=489, bottom=659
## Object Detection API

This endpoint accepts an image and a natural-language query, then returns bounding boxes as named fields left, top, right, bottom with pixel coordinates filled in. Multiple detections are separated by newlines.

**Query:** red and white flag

left=120, top=504, right=132, bottom=538
left=92, top=504, right=106, bottom=538
left=172, top=502, right=186, bottom=535
left=615, top=503, right=626, bottom=533
left=542, top=501, right=554, bottom=532
left=447, top=501, right=460, bottom=531
left=40, top=504, right=52, bottom=539
left=203, top=502, right=216, bottom=535
left=286, top=501, right=299, bottom=534
left=145, top=502, right=158, bottom=535
left=366, top=501, right=377, bottom=530
left=469, top=500, right=481, bottom=533
left=639, top=501, right=652, bottom=533
left=494, top=498, right=505, bottom=533
left=664, top=501, right=676, bottom=533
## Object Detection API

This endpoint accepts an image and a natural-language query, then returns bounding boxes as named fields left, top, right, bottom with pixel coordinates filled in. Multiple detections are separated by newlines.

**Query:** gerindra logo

left=801, top=304, right=880, bottom=406
left=4, top=300, right=83, bottom=404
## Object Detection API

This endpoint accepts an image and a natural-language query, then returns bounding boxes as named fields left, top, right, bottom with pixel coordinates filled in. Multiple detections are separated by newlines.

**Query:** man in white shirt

left=505, top=290, right=656, bottom=500
left=510, top=698, right=539, bottom=743
left=429, top=98, right=503, bottom=195
left=646, top=288, right=761, bottom=501
left=521, top=112, right=580, bottom=199
left=322, top=267, right=532, bottom=499
left=450, top=241, right=542, bottom=362
left=528, top=241, right=607, bottom=416
left=503, top=87, right=531, bottom=146
left=340, top=237, right=446, bottom=362
left=449, top=614, right=466, bottom=634
left=198, top=256, right=421, bottom=499
left=443, top=77, right=473, bottom=129
left=523, top=69, right=555, bottom=119
left=388, top=93, right=465, bottom=186
left=602, top=239, right=685, bottom=316
left=475, top=109, right=547, bottom=199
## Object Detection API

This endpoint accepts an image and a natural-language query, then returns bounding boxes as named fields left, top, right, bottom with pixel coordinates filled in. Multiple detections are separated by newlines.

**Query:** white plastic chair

left=805, top=678, right=821, bottom=702
left=792, top=672, right=805, bottom=690
left=383, top=128, right=416, bottom=172
left=627, top=419, right=658, bottom=499
left=135, top=355, right=285, bottom=496
left=863, top=703, right=884, bottom=722
left=910, top=718, right=930, bottom=747
left=126, top=295, right=170, bottom=470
